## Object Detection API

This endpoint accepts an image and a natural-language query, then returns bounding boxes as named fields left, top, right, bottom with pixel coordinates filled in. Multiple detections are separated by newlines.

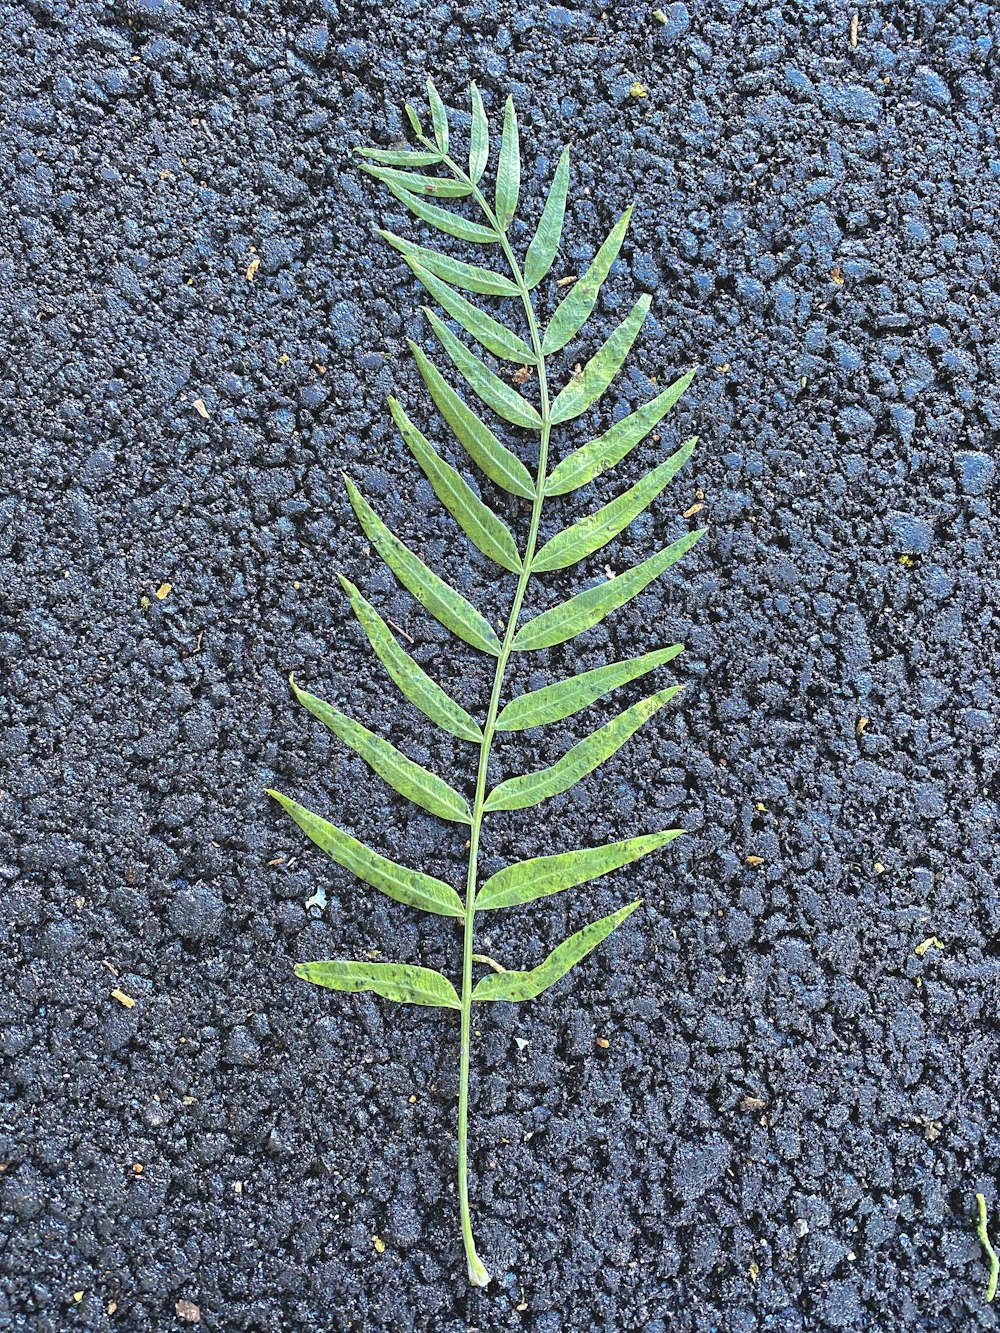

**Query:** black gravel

left=2, top=0, right=999, bottom=1328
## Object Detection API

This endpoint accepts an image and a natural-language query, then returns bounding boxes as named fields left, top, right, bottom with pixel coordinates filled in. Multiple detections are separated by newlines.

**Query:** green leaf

left=360, top=164, right=471, bottom=199
left=484, top=689, right=680, bottom=813
left=409, top=262, right=535, bottom=363
left=291, top=678, right=472, bottom=824
left=356, top=147, right=445, bottom=167
left=426, top=77, right=449, bottom=154
left=409, top=344, right=535, bottom=499
left=388, top=397, right=522, bottom=573
left=268, top=789, right=465, bottom=917
left=533, top=440, right=694, bottom=572
left=338, top=574, right=483, bottom=743
left=545, top=369, right=696, bottom=496
left=471, top=902, right=641, bottom=1001
left=469, top=82, right=489, bottom=184
left=495, top=96, right=520, bottom=230
left=297, top=959, right=461, bottom=1009
left=380, top=230, right=519, bottom=296
left=404, top=104, right=423, bottom=137
left=476, top=830, right=683, bottom=910
left=542, top=206, right=633, bottom=356
left=514, top=529, right=705, bottom=652
left=381, top=179, right=499, bottom=246
left=524, top=147, right=570, bottom=289
left=423, top=308, right=542, bottom=430
left=549, top=295, right=652, bottom=425
left=495, top=646, right=683, bottom=730
left=346, top=475, right=502, bottom=656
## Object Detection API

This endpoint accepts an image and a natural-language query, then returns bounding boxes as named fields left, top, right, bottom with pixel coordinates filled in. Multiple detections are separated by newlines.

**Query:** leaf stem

left=436, top=148, right=552, bottom=1287
left=977, top=1193, right=999, bottom=1302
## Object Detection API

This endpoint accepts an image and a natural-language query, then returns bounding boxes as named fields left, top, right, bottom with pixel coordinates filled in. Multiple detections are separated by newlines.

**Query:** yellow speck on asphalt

left=915, top=936, right=945, bottom=957
left=192, top=398, right=209, bottom=418
left=155, top=583, right=171, bottom=600
left=111, top=989, right=135, bottom=1009
left=373, top=1235, right=385, bottom=1254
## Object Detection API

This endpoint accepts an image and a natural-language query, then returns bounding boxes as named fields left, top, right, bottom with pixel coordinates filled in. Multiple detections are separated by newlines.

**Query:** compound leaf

left=346, top=476, right=502, bottom=655
left=542, top=206, right=633, bottom=355
left=410, top=263, right=535, bottom=363
left=356, top=147, right=445, bottom=167
left=380, top=229, right=519, bottom=296
left=389, top=397, right=522, bottom=573
left=268, top=789, right=465, bottom=918
left=381, top=178, right=498, bottom=245
left=409, top=343, right=535, bottom=497
left=514, top=528, right=705, bottom=652
left=484, top=689, right=680, bottom=812
left=471, top=902, right=641, bottom=1000
left=545, top=369, right=696, bottom=495
left=495, top=646, right=682, bottom=731
left=469, top=82, right=489, bottom=184
left=338, top=574, right=483, bottom=743
left=495, top=96, right=520, bottom=230
left=297, top=959, right=461, bottom=1009
left=549, top=295, right=651, bottom=425
left=476, top=830, right=683, bottom=910
left=427, top=76, right=449, bottom=154
left=532, top=440, right=693, bottom=572
left=292, top=678, right=472, bottom=824
left=360, top=163, right=472, bottom=199
left=524, top=147, right=570, bottom=289
left=423, top=308, right=542, bottom=430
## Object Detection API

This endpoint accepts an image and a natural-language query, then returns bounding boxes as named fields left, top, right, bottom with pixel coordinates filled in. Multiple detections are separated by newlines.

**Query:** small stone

left=955, top=451, right=994, bottom=497
left=168, top=886, right=225, bottom=942
left=223, top=1026, right=261, bottom=1067
left=295, top=22, right=329, bottom=60
left=887, top=512, right=933, bottom=555
left=913, top=65, right=951, bottom=107
left=794, top=1218, right=810, bottom=1238
left=817, top=83, right=880, bottom=124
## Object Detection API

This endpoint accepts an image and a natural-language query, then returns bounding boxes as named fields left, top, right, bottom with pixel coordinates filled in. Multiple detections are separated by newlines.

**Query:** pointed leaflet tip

left=426, top=76, right=449, bottom=154
left=468, top=82, right=489, bottom=184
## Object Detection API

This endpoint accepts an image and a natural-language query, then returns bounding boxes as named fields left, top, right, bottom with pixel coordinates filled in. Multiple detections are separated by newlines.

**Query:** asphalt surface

left=2, top=0, right=999, bottom=1329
